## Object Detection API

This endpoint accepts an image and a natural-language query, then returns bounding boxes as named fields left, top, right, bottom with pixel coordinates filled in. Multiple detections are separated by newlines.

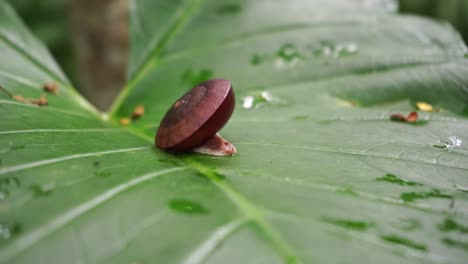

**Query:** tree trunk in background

left=70, top=0, right=129, bottom=110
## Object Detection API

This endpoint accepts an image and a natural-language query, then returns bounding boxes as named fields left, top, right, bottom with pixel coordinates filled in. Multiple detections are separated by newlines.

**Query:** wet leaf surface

left=1, top=0, right=468, bottom=263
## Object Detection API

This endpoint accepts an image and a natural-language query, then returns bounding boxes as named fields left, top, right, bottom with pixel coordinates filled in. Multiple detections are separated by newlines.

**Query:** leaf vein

left=0, top=167, right=186, bottom=262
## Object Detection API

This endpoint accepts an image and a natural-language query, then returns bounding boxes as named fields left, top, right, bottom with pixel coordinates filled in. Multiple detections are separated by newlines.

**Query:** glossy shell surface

left=156, top=79, right=235, bottom=151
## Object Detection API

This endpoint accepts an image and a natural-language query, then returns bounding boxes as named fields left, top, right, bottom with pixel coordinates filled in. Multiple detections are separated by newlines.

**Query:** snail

left=155, top=79, right=237, bottom=156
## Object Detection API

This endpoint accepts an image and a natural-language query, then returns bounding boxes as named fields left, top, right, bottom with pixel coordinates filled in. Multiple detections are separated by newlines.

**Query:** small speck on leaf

left=12, top=95, right=48, bottom=106
left=416, top=102, right=435, bottom=112
left=131, top=104, right=145, bottom=120
left=30, top=184, right=54, bottom=197
left=390, top=111, right=418, bottom=123
left=119, top=118, right=131, bottom=126
left=43, top=83, right=59, bottom=94
left=168, top=199, right=209, bottom=215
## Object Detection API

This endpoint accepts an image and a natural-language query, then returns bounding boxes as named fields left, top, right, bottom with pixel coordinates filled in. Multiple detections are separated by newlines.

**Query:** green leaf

left=1, top=0, right=468, bottom=263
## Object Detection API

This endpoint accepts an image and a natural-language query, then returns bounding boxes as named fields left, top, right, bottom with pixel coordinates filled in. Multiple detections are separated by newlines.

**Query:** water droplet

left=455, top=184, right=468, bottom=193
left=321, top=216, right=375, bottom=231
left=338, top=43, right=359, bottom=56
left=30, top=184, right=54, bottom=197
left=182, top=69, right=213, bottom=87
left=168, top=199, right=209, bottom=214
left=434, top=135, right=463, bottom=150
left=241, top=91, right=285, bottom=109
left=438, top=218, right=468, bottom=233
left=447, top=136, right=462, bottom=149
left=376, top=173, right=423, bottom=186
left=275, top=44, right=304, bottom=68
left=250, top=54, right=265, bottom=65
left=392, top=218, right=421, bottom=231
left=0, top=177, right=20, bottom=200
left=0, top=223, right=21, bottom=240
left=400, top=189, right=452, bottom=202
left=441, top=237, right=468, bottom=250
left=314, top=41, right=359, bottom=58
left=380, top=235, right=427, bottom=251
left=242, top=96, right=254, bottom=109
left=217, top=3, right=242, bottom=15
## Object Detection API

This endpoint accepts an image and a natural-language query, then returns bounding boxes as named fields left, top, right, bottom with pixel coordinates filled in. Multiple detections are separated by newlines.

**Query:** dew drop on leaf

left=275, top=43, right=304, bottom=68
left=313, top=41, right=359, bottom=58
left=434, top=135, right=463, bottom=150
left=392, top=218, right=421, bottom=231
left=30, top=184, right=54, bottom=197
left=0, top=177, right=20, bottom=200
left=455, top=184, right=468, bottom=193
left=447, top=135, right=462, bottom=149
left=0, top=222, right=21, bottom=240
left=241, top=91, right=285, bottom=109
left=168, top=199, right=209, bottom=214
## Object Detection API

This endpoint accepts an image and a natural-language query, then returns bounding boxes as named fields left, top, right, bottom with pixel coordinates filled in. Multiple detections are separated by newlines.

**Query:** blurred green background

left=9, top=0, right=468, bottom=91
left=11, top=0, right=77, bottom=84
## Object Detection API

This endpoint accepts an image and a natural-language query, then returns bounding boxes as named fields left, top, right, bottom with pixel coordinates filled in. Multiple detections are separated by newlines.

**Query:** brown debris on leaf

left=43, top=82, right=59, bottom=94
left=131, top=104, right=145, bottom=120
left=12, top=95, right=29, bottom=103
left=390, top=111, right=418, bottom=123
left=29, top=95, right=48, bottom=106
left=119, top=118, right=131, bottom=126
left=1, top=85, right=48, bottom=106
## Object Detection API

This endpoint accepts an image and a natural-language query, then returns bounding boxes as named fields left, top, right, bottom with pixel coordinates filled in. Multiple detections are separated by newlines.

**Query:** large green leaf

left=1, top=0, right=468, bottom=263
